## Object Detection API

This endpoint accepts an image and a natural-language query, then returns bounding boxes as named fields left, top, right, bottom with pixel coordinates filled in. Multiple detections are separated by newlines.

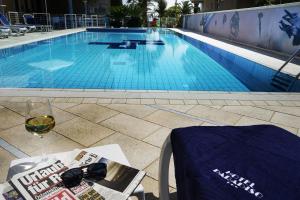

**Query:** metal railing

left=8, top=11, right=24, bottom=24
left=6, top=11, right=109, bottom=30
left=274, top=49, right=300, bottom=77
left=160, top=17, right=177, bottom=28
left=64, top=14, right=108, bottom=29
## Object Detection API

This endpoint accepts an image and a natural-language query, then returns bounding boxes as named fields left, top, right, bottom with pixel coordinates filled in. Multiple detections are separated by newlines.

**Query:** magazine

left=69, top=150, right=146, bottom=199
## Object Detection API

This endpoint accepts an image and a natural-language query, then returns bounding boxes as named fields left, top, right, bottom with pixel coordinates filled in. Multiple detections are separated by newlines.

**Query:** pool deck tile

left=52, top=102, right=79, bottom=110
left=239, top=100, right=255, bottom=106
left=278, top=101, right=298, bottom=106
left=235, top=116, right=298, bottom=135
left=222, top=106, right=274, bottom=121
left=97, top=98, right=112, bottom=104
left=270, top=112, right=300, bottom=129
left=106, top=104, right=157, bottom=118
left=169, top=100, right=185, bottom=105
left=159, top=105, right=195, bottom=113
left=211, top=100, right=227, bottom=106
left=144, top=110, right=202, bottom=129
left=0, top=125, right=67, bottom=154
left=111, top=99, right=126, bottom=104
left=67, top=98, right=83, bottom=103
left=92, top=132, right=160, bottom=170
left=54, top=117, right=115, bottom=147
left=155, top=99, right=170, bottom=105
left=82, top=98, right=98, bottom=104
left=143, top=127, right=172, bottom=148
left=255, top=106, right=300, bottom=117
left=141, top=99, right=156, bottom=105
left=52, top=107, right=77, bottom=125
left=126, top=99, right=141, bottom=105
left=251, top=101, right=268, bottom=106
left=100, top=113, right=161, bottom=140
left=225, top=100, right=241, bottom=105
left=145, top=158, right=176, bottom=188
left=0, top=107, right=24, bottom=131
left=0, top=147, right=16, bottom=183
left=183, top=99, right=198, bottom=105
left=66, top=104, right=119, bottom=123
left=265, top=101, right=282, bottom=106
left=197, top=100, right=212, bottom=105
left=187, top=105, right=241, bottom=125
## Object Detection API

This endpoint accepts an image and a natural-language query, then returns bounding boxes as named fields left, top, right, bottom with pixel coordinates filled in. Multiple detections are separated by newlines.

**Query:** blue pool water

left=0, top=29, right=298, bottom=91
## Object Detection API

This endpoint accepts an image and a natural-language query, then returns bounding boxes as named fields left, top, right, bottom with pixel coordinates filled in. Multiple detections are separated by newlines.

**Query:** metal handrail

left=274, top=49, right=300, bottom=77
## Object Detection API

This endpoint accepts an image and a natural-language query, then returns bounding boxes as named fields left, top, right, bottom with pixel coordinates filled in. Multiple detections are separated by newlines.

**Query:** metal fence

left=64, top=14, right=109, bottom=29
left=160, top=17, right=177, bottom=28
left=8, top=11, right=52, bottom=31
left=7, top=11, right=109, bottom=30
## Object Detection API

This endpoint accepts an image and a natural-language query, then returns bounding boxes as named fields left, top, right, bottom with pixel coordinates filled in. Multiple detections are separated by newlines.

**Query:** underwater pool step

left=271, top=82, right=288, bottom=91
left=272, top=75, right=291, bottom=83
left=271, top=73, right=294, bottom=91
left=272, top=76, right=291, bottom=87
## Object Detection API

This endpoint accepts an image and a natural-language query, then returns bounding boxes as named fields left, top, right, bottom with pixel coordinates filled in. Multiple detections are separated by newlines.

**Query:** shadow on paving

left=145, top=192, right=177, bottom=200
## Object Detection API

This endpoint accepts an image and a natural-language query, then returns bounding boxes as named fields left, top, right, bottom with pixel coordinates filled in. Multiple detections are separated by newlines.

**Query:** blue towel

left=171, top=125, right=300, bottom=200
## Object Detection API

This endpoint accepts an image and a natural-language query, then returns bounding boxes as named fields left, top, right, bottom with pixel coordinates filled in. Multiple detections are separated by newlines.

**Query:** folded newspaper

left=1, top=149, right=146, bottom=200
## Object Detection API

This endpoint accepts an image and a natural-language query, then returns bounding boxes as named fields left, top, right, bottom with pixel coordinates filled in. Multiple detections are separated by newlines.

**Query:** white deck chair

left=159, top=135, right=173, bottom=200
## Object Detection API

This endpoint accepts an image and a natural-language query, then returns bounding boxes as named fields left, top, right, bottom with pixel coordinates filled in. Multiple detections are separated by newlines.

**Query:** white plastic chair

left=158, top=135, right=173, bottom=200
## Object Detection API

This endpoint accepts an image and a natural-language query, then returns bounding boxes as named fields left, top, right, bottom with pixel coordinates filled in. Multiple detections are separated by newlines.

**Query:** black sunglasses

left=61, top=163, right=107, bottom=188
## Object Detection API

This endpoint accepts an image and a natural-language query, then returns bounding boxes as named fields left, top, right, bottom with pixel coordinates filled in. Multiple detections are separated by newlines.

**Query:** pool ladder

left=271, top=49, right=300, bottom=92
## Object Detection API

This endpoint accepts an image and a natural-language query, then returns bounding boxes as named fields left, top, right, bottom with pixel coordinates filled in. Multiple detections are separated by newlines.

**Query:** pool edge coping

left=170, top=28, right=300, bottom=79
left=0, top=88, right=300, bottom=101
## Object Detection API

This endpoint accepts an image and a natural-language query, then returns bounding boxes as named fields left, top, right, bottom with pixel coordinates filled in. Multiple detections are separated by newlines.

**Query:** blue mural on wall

left=258, top=12, right=263, bottom=37
left=223, top=14, right=227, bottom=25
left=279, top=9, right=300, bottom=46
left=230, top=12, right=240, bottom=38
left=183, top=3, right=300, bottom=54
left=201, top=14, right=214, bottom=33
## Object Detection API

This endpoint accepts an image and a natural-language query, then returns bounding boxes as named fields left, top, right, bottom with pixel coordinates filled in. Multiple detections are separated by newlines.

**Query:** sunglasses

left=61, top=163, right=107, bottom=188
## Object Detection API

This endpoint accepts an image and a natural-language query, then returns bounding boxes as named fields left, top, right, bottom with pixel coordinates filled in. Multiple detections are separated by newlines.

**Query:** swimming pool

left=0, top=29, right=299, bottom=92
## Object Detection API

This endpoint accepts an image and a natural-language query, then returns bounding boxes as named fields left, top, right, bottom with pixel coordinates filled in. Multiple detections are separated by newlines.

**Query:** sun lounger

left=0, top=14, right=27, bottom=35
left=0, top=27, right=11, bottom=38
left=159, top=125, right=300, bottom=200
left=23, top=14, right=51, bottom=32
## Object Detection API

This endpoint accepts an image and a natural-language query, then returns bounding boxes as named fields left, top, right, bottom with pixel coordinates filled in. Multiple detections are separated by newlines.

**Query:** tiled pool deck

left=0, top=28, right=300, bottom=199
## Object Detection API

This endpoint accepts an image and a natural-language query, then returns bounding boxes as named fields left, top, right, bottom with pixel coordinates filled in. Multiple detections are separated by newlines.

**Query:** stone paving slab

left=0, top=147, right=16, bottom=183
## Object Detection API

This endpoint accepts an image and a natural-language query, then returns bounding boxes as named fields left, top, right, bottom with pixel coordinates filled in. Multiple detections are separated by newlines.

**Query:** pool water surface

left=0, top=29, right=293, bottom=91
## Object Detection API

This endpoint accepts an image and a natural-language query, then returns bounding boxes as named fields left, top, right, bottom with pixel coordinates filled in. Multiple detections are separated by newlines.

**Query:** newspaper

left=69, top=150, right=146, bottom=200
left=9, top=159, right=104, bottom=200
left=4, top=149, right=145, bottom=200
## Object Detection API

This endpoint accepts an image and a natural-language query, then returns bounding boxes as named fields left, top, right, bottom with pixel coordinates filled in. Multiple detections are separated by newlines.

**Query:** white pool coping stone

left=0, top=28, right=85, bottom=50
left=170, top=28, right=300, bottom=78
left=0, top=88, right=300, bottom=101
left=0, top=27, right=299, bottom=99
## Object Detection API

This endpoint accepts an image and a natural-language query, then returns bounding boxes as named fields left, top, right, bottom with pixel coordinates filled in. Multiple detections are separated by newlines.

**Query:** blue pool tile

left=0, top=30, right=299, bottom=92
